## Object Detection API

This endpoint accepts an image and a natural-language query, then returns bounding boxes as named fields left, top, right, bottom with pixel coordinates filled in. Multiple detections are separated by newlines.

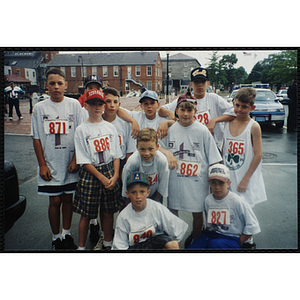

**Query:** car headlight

left=267, top=109, right=285, bottom=112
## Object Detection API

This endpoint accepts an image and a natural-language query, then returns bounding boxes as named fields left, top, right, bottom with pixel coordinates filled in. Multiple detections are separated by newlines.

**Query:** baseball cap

left=84, top=75, right=102, bottom=89
left=126, top=172, right=150, bottom=188
left=139, top=90, right=159, bottom=103
left=174, top=92, right=197, bottom=118
left=85, top=89, right=105, bottom=104
left=208, top=164, right=230, bottom=182
left=191, top=67, right=209, bottom=81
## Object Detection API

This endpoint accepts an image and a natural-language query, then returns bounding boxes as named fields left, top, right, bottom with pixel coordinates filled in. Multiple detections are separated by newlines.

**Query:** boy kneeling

left=187, top=164, right=260, bottom=249
left=112, top=172, right=188, bottom=250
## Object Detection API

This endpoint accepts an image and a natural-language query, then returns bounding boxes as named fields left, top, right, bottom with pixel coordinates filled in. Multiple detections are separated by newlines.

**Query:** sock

left=52, top=233, right=62, bottom=241
left=103, top=240, right=112, bottom=247
left=61, top=228, right=71, bottom=239
left=89, top=219, right=98, bottom=226
left=77, top=246, right=85, bottom=250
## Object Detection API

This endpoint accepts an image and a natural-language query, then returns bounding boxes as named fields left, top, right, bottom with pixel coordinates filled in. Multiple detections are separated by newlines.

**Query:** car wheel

left=275, top=121, right=284, bottom=129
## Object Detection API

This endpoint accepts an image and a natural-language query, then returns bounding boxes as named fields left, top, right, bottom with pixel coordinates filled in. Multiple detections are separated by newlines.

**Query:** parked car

left=227, top=88, right=285, bottom=128
left=38, top=94, right=50, bottom=101
left=4, top=161, right=26, bottom=232
left=250, top=89, right=285, bottom=128
left=276, top=88, right=290, bottom=105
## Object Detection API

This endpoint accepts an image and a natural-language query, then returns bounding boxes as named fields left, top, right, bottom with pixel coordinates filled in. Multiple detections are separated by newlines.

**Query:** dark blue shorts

left=187, top=230, right=241, bottom=249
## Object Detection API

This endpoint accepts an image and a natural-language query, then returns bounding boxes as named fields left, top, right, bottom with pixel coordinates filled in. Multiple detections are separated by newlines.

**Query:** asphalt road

left=3, top=102, right=298, bottom=252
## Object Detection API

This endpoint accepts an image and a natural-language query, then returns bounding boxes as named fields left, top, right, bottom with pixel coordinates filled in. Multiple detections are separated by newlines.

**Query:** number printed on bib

left=89, top=135, right=110, bottom=153
left=207, top=208, right=230, bottom=225
left=129, top=225, right=156, bottom=246
left=177, top=160, right=201, bottom=177
left=118, top=132, right=124, bottom=146
left=194, top=110, right=210, bottom=125
left=148, top=173, right=158, bottom=186
left=226, top=139, right=245, bottom=155
left=44, top=119, right=69, bottom=134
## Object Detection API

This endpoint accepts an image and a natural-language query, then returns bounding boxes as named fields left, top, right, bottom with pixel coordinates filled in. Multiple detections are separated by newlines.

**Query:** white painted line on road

left=262, top=163, right=297, bottom=166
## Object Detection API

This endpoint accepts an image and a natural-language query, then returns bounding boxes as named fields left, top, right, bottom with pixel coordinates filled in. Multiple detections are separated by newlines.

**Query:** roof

left=4, top=75, right=31, bottom=83
left=162, top=53, right=199, bottom=62
left=4, top=51, right=44, bottom=69
left=48, top=51, right=160, bottom=67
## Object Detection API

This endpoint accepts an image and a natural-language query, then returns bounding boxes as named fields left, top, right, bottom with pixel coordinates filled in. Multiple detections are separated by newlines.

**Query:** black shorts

left=129, top=234, right=174, bottom=250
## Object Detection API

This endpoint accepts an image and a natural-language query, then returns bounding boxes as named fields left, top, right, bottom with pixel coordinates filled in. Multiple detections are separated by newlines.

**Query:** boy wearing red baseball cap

left=74, top=89, right=123, bottom=250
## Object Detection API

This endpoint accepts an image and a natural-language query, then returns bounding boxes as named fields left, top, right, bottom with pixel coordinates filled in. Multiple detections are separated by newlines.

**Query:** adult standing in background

left=287, top=79, right=297, bottom=132
left=5, top=82, right=24, bottom=120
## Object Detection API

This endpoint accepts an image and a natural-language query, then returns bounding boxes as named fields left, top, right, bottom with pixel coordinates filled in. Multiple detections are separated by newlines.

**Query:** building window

left=26, top=71, right=29, bottom=77
left=17, top=69, right=20, bottom=75
left=92, top=67, right=97, bottom=75
left=147, top=81, right=152, bottom=90
left=114, top=66, right=119, bottom=77
left=61, top=67, right=65, bottom=75
left=71, top=67, right=76, bottom=77
left=184, top=71, right=188, bottom=78
left=136, top=66, right=141, bottom=76
left=147, top=66, right=152, bottom=76
left=33, top=71, right=35, bottom=78
left=83, top=67, right=87, bottom=77
left=103, top=66, right=108, bottom=77
left=184, top=62, right=188, bottom=67
left=45, top=54, right=48, bottom=59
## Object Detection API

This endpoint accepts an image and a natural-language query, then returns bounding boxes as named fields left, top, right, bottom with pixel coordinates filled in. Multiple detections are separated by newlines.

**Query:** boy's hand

left=131, top=119, right=140, bottom=139
left=237, top=178, right=249, bottom=193
left=206, top=119, right=216, bottom=135
left=167, top=154, right=178, bottom=170
left=100, top=176, right=111, bottom=187
left=157, top=121, right=169, bottom=139
left=68, top=160, right=80, bottom=173
left=105, top=175, right=119, bottom=190
left=39, top=165, right=52, bottom=181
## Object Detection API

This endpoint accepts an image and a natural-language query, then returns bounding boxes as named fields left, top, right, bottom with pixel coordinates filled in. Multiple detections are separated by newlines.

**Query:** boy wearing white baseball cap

left=187, top=163, right=260, bottom=249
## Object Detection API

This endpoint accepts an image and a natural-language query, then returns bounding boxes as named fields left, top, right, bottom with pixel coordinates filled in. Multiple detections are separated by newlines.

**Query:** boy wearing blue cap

left=112, top=172, right=188, bottom=250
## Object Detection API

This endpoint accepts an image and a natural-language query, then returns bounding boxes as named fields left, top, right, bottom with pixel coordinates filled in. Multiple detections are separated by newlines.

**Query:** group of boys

left=31, top=66, right=266, bottom=251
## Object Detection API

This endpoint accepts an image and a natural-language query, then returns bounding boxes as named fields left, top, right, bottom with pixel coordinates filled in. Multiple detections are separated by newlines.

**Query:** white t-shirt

left=163, top=92, right=235, bottom=148
left=121, top=150, right=169, bottom=198
left=74, top=119, right=122, bottom=166
left=31, top=97, right=82, bottom=186
left=160, top=121, right=222, bottom=212
left=205, top=191, right=261, bottom=238
left=223, top=119, right=267, bottom=207
left=112, top=198, right=188, bottom=250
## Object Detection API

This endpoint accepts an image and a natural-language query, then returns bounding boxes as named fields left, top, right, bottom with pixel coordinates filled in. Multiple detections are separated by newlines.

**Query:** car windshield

left=255, top=90, right=276, bottom=101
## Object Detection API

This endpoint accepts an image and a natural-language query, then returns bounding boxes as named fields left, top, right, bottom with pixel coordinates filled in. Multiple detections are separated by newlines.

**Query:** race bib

left=147, top=173, right=158, bottom=186
left=88, top=134, right=110, bottom=154
left=129, top=225, right=156, bottom=246
left=44, top=119, right=69, bottom=134
left=177, top=160, right=201, bottom=177
left=207, top=208, right=230, bottom=225
left=224, top=138, right=245, bottom=170
left=194, top=110, right=211, bottom=125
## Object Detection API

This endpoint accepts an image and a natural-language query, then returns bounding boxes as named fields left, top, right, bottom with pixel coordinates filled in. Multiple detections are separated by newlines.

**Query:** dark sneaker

left=52, top=238, right=64, bottom=250
left=242, top=242, right=256, bottom=250
left=184, top=232, right=193, bottom=248
left=62, top=234, right=77, bottom=250
left=89, top=223, right=100, bottom=243
left=93, top=232, right=104, bottom=250
left=102, top=245, right=112, bottom=251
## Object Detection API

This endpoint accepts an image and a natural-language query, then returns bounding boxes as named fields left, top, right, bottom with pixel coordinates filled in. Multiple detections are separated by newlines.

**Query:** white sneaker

left=93, top=232, right=104, bottom=250
left=19, top=116, right=23, bottom=120
left=9, top=117, right=13, bottom=120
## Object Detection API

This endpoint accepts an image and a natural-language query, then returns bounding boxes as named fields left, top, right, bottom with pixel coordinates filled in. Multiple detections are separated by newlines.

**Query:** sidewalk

left=4, top=96, right=168, bottom=136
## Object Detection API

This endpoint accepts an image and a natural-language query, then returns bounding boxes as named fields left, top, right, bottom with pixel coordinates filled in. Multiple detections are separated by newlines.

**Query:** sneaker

left=62, top=234, right=77, bottom=250
left=89, top=223, right=100, bottom=243
left=242, top=242, right=256, bottom=250
left=102, top=245, right=112, bottom=251
left=19, top=116, right=23, bottom=120
left=93, top=232, right=104, bottom=250
left=9, top=117, right=13, bottom=120
left=52, top=238, right=64, bottom=250
left=184, top=232, right=194, bottom=248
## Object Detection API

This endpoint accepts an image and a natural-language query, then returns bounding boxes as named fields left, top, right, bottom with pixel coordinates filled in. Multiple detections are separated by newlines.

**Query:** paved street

left=3, top=95, right=298, bottom=251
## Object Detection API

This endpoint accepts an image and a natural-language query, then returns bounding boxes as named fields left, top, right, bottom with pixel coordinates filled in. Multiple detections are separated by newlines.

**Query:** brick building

left=47, top=51, right=163, bottom=95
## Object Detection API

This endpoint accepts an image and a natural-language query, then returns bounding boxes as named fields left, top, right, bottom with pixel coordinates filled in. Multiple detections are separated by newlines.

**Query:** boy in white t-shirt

left=187, top=164, right=260, bottom=249
left=122, top=127, right=169, bottom=204
left=158, top=67, right=236, bottom=149
left=31, top=68, right=82, bottom=250
left=112, top=172, right=188, bottom=250
left=159, top=93, right=222, bottom=247
left=73, top=89, right=123, bottom=250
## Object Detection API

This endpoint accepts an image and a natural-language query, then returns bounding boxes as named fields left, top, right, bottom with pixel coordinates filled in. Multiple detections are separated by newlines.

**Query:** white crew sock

left=52, top=233, right=62, bottom=241
left=61, top=228, right=71, bottom=239
left=103, top=240, right=112, bottom=247
left=89, top=219, right=98, bottom=225
left=77, top=246, right=85, bottom=250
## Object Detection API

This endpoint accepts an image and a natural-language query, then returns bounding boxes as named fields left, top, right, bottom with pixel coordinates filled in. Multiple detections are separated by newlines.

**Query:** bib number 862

left=177, top=161, right=201, bottom=177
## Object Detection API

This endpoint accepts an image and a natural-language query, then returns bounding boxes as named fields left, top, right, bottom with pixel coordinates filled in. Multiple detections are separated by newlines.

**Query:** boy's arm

left=150, top=190, right=163, bottom=202
left=207, top=115, right=235, bottom=135
left=68, top=152, right=80, bottom=173
left=237, top=122, right=262, bottom=193
left=158, top=106, right=177, bottom=121
left=158, top=146, right=178, bottom=170
left=33, top=139, right=52, bottom=181
left=105, top=158, right=120, bottom=190
left=157, top=119, right=175, bottom=139
left=117, top=107, right=140, bottom=139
